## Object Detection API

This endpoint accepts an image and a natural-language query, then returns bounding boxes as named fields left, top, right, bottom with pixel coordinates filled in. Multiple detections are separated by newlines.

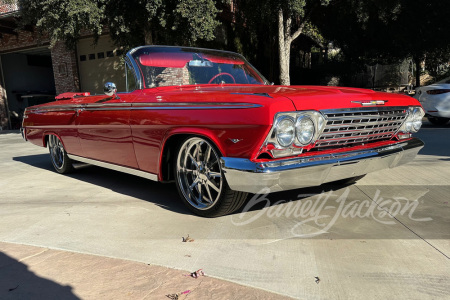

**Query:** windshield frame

left=126, top=45, right=270, bottom=89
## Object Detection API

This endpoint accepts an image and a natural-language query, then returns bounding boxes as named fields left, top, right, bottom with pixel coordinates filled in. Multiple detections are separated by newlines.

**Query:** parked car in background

left=414, top=78, right=450, bottom=125
left=22, top=46, right=425, bottom=217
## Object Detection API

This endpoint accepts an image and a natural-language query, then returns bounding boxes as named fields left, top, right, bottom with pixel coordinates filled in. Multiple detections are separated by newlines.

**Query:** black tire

left=174, top=136, right=248, bottom=217
left=48, top=135, right=74, bottom=174
left=428, top=116, right=450, bottom=126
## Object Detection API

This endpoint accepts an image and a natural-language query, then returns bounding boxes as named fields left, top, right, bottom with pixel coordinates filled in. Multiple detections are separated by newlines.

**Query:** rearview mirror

left=188, top=60, right=213, bottom=67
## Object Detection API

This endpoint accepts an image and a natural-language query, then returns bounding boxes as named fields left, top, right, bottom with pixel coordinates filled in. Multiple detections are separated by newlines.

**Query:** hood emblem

left=352, top=100, right=388, bottom=106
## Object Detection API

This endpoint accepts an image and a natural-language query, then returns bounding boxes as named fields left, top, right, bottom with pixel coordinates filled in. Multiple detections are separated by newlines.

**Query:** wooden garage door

left=77, top=36, right=126, bottom=94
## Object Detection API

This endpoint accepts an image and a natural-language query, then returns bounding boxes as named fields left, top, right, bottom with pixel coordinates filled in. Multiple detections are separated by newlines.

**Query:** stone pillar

left=50, top=42, right=80, bottom=95
left=0, top=56, right=9, bottom=130
left=0, top=81, right=9, bottom=130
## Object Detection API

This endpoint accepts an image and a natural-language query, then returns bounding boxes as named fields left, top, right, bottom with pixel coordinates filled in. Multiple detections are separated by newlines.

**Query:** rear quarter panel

left=23, top=100, right=82, bottom=155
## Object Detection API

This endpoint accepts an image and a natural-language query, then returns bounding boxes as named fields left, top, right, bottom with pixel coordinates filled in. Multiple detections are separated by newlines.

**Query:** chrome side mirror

left=104, top=82, right=118, bottom=98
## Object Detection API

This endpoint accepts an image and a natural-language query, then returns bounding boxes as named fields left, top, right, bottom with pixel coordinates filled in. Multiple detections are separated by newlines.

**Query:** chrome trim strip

left=28, top=102, right=262, bottom=113
left=67, top=154, right=158, bottom=181
left=230, top=92, right=272, bottom=98
left=127, top=103, right=262, bottom=110
left=221, top=138, right=424, bottom=193
left=125, top=53, right=144, bottom=89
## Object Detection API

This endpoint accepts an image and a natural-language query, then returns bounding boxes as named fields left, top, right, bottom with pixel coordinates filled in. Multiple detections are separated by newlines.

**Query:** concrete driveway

left=0, top=122, right=449, bottom=299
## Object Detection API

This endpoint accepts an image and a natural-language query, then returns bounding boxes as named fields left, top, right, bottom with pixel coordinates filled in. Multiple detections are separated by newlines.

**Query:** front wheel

left=428, top=116, right=450, bottom=126
left=48, top=135, right=74, bottom=174
left=175, top=137, right=247, bottom=217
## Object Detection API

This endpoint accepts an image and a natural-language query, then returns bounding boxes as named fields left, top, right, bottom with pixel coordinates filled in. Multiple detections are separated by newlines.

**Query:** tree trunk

left=414, top=57, right=421, bottom=87
left=144, top=30, right=153, bottom=45
left=278, top=9, right=291, bottom=85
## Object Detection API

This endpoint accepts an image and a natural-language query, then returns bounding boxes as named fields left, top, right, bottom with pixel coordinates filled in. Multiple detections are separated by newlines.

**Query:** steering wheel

left=208, top=72, right=236, bottom=84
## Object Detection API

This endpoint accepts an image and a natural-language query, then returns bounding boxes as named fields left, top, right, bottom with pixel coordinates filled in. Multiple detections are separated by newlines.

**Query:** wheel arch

left=43, top=132, right=66, bottom=149
left=158, top=129, right=226, bottom=182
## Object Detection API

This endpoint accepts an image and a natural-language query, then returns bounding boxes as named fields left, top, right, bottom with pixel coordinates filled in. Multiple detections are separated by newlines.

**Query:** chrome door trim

left=27, top=102, right=262, bottom=113
left=67, top=154, right=158, bottom=181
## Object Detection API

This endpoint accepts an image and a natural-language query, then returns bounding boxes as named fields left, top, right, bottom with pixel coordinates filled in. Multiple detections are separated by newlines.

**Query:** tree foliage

left=315, top=0, right=450, bottom=85
left=18, top=0, right=220, bottom=49
left=236, top=0, right=330, bottom=85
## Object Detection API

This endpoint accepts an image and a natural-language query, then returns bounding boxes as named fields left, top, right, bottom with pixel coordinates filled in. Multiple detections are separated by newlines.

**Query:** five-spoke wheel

left=175, top=137, right=247, bottom=217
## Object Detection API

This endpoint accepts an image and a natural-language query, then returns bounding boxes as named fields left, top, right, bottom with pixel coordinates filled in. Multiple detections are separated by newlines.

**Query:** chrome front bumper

left=220, top=138, right=424, bottom=193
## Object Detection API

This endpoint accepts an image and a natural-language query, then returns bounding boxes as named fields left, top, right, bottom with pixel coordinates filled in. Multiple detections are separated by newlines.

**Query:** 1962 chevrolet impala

left=22, top=46, right=425, bottom=217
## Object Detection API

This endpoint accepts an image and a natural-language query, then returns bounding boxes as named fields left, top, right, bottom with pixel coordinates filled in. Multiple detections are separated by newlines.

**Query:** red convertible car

left=22, top=46, right=425, bottom=217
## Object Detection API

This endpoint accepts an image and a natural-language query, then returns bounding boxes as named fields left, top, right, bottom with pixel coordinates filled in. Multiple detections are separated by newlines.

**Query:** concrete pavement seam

left=356, top=186, right=450, bottom=260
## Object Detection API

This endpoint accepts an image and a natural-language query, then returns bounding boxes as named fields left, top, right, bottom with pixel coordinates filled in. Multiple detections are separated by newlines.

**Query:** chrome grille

left=315, top=107, right=408, bottom=149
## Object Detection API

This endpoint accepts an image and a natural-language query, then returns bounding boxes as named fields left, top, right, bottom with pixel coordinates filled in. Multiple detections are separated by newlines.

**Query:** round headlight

left=412, top=109, right=423, bottom=132
left=276, top=117, right=295, bottom=147
left=404, top=121, right=413, bottom=132
left=296, top=116, right=315, bottom=145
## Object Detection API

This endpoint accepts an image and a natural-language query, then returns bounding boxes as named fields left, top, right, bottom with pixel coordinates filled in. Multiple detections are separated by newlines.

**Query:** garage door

left=77, top=36, right=126, bottom=94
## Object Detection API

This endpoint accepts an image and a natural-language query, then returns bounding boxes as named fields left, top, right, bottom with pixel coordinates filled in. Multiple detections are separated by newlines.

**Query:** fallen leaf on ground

left=182, top=234, right=194, bottom=242
left=184, top=269, right=204, bottom=279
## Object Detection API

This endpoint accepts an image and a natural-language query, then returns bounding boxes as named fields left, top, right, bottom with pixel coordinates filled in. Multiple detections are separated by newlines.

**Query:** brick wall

left=0, top=2, right=18, bottom=14
left=154, top=67, right=190, bottom=87
left=50, top=41, right=80, bottom=95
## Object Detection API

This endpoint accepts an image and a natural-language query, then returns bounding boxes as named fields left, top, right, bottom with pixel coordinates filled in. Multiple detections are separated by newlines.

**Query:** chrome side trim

left=128, top=102, right=262, bottom=110
left=27, top=102, right=262, bottom=113
left=221, top=138, right=424, bottom=193
left=67, top=154, right=158, bottom=181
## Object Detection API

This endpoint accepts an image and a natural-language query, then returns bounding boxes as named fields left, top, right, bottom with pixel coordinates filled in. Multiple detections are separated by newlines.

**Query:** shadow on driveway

left=12, top=153, right=346, bottom=217
left=0, top=251, right=79, bottom=299
left=13, top=154, right=191, bottom=215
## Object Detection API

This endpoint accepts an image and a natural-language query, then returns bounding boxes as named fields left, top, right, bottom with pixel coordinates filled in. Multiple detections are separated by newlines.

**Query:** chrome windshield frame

left=125, top=45, right=270, bottom=89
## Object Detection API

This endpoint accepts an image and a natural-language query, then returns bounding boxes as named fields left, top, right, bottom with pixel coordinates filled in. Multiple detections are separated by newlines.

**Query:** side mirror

left=104, top=82, right=118, bottom=98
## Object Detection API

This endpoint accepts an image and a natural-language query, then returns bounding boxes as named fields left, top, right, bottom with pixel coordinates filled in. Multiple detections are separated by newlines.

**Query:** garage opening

left=1, top=47, right=56, bottom=129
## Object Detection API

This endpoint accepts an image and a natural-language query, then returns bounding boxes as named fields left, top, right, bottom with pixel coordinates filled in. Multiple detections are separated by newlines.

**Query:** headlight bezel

left=295, top=115, right=315, bottom=146
left=275, top=116, right=295, bottom=147
left=398, top=106, right=425, bottom=134
left=263, top=110, right=326, bottom=158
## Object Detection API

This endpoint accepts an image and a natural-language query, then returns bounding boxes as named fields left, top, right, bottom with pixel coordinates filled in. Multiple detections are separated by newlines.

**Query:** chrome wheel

left=176, top=137, right=223, bottom=210
left=49, top=135, right=65, bottom=170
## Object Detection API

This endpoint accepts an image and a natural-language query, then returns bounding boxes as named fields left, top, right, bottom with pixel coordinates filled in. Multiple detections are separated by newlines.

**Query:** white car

left=415, top=78, right=450, bottom=125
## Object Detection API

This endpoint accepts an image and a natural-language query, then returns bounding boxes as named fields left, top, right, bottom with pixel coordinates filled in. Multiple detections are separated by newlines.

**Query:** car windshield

left=130, top=46, right=268, bottom=88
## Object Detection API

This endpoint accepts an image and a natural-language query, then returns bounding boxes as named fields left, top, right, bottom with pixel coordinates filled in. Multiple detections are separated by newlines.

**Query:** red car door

left=76, top=92, right=140, bottom=169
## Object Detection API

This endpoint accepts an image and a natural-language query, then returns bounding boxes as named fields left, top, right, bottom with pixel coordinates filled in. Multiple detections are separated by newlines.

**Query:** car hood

left=154, top=84, right=420, bottom=110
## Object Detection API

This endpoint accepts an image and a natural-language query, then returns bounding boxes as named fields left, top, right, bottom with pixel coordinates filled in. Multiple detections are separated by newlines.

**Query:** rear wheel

left=428, top=116, right=450, bottom=126
left=175, top=137, right=247, bottom=217
left=48, top=135, right=74, bottom=174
